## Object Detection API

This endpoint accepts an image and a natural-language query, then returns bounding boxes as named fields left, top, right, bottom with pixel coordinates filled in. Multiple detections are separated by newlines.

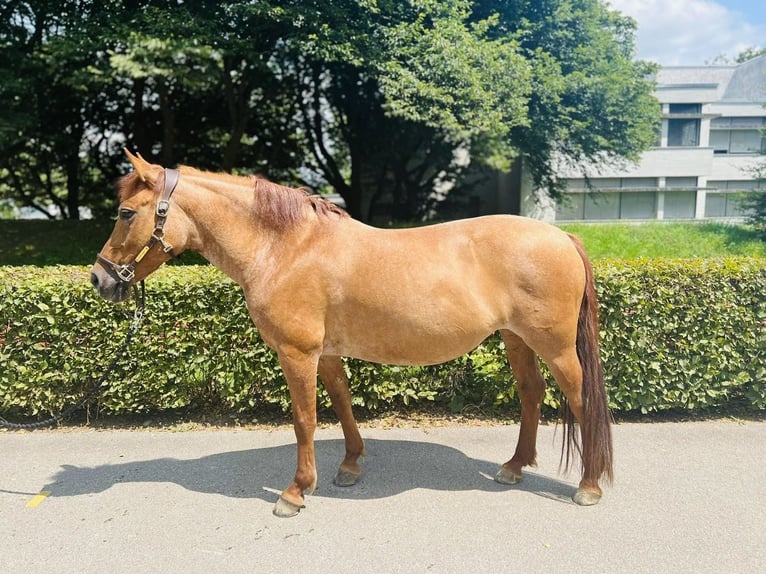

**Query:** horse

left=90, top=149, right=613, bottom=517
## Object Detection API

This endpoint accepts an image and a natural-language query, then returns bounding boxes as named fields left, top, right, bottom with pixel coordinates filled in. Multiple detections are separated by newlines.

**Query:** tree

left=743, top=163, right=766, bottom=239
left=707, top=46, right=766, bottom=65
left=0, top=1, right=305, bottom=218
left=254, top=0, right=658, bottom=218
left=470, top=0, right=661, bottom=200
left=261, top=0, right=531, bottom=220
left=1, top=0, right=659, bottom=222
left=0, top=0, right=112, bottom=219
left=106, top=3, right=303, bottom=175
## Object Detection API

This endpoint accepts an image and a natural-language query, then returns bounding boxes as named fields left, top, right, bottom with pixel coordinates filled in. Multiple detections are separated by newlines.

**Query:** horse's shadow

left=43, top=438, right=577, bottom=505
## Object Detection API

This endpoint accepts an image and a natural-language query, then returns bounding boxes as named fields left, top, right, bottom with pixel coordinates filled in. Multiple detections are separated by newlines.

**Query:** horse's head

left=90, top=149, right=184, bottom=303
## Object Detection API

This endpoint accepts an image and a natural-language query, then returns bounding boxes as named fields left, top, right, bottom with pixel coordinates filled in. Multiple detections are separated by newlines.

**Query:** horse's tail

left=563, top=234, right=614, bottom=485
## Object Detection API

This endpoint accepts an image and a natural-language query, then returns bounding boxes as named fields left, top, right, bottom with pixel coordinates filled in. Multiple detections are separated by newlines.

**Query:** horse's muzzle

left=90, top=266, right=132, bottom=303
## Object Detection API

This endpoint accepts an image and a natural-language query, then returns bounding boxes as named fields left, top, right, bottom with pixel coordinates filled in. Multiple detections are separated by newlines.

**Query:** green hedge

left=1, top=259, right=764, bottom=420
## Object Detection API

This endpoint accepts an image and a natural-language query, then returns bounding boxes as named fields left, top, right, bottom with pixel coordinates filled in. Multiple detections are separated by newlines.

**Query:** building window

left=667, top=118, right=700, bottom=146
left=710, top=130, right=730, bottom=153
left=584, top=193, right=620, bottom=220
left=705, top=180, right=760, bottom=217
left=669, top=104, right=701, bottom=114
left=704, top=194, right=750, bottom=217
left=665, top=177, right=697, bottom=189
left=664, top=191, right=697, bottom=219
left=663, top=177, right=697, bottom=219
left=710, top=117, right=766, bottom=154
left=620, top=192, right=657, bottom=219
left=556, top=194, right=586, bottom=220
left=559, top=178, right=658, bottom=220
left=666, top=103, right=701, bottom=147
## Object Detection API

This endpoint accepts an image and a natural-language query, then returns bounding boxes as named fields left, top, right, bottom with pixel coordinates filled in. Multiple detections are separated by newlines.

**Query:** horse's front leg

left=318, top=355, right=365, bottom=487
left=273, top=348, right=320, bottom=518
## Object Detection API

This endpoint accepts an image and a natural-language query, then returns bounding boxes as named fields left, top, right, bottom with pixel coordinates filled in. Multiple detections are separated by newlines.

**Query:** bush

left=596, top=259, right=765, bottom=412
left=1, top=259, right=764, bottom=419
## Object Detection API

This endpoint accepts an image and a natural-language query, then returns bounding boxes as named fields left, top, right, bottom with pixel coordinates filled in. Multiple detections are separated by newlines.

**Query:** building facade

left=520, top=55, right=766, bottom=222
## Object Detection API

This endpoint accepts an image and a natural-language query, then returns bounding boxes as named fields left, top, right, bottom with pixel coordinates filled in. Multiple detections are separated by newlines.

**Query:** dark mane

left=251, top=177, right=348, bottom=228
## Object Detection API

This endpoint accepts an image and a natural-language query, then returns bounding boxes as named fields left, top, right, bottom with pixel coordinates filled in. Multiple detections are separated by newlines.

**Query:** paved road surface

left=1, top=420, right=764, bottom=573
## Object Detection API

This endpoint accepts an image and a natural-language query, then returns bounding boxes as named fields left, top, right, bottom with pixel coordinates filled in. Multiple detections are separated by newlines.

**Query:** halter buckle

left=116, top=265, right=136, bottom=283
left=156, top=200, right=170, bottom=217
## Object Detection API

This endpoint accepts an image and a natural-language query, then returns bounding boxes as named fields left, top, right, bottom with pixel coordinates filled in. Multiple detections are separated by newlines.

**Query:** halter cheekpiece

left=96, top=168, right=180, bottom=283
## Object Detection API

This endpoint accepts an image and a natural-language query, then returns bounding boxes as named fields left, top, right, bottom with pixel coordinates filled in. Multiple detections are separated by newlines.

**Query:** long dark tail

left=563, top=235, right=614, bottom=484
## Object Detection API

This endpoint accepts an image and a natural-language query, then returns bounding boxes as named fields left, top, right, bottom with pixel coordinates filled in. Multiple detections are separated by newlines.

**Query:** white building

left=484, top=55, right=766, bottom=222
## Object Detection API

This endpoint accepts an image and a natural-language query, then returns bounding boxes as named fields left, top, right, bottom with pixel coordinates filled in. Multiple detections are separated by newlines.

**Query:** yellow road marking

left=25, top=491, right=51, bottom=508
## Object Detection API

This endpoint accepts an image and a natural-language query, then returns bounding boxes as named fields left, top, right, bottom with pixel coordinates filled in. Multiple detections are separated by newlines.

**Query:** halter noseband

left=96, top=168, right=180, bottom=284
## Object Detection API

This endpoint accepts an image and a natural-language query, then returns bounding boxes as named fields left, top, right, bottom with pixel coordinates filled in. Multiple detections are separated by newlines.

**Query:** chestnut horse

left=90, top=150, right=613, bottom=517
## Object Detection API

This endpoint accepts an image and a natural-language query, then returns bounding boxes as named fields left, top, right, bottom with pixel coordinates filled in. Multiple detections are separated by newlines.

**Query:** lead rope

left=0, top=281, right=146, bottom=430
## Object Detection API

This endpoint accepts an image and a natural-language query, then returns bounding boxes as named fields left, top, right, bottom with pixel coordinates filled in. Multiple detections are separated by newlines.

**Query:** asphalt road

left=1, top=420, right=764, bottom=573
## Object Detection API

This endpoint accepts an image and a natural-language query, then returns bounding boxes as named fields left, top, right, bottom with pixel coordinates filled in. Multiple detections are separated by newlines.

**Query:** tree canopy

left=0, top=0, right=659, bottom=221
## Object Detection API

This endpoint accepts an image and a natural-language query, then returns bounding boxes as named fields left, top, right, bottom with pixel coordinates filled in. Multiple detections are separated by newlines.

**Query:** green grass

left=0, top=220, right=206, bottom=266
left=0, top=220, right=113, bottom=266
left=559, top=222, right=766, bottom=259
left=0, top=219, right=763, bottom=266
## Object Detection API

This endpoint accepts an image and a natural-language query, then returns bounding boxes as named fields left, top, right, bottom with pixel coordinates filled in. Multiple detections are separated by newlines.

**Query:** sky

left=608, top=0, right=766, bottom=66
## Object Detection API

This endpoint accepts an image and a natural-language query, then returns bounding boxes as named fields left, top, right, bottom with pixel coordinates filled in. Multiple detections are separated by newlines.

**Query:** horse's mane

left=251, top=177, right=348, bottom=228
left=116, top=167, right=348, bottom=228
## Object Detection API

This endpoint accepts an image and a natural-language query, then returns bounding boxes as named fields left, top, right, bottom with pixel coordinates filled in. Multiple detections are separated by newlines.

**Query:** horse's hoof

left=573, top=489, right=602, bottom=506
left=273, top=496, right=305, bottom=518
left=334, top=468, right=361, bottom=487
left=494, top=466, right=522, bottom=485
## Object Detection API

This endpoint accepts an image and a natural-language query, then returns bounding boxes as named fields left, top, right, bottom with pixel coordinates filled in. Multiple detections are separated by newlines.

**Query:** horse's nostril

left=90, top=272, right=100, bottom=290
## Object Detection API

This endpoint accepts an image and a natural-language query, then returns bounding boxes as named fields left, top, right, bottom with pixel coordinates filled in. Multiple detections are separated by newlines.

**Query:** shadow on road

left=41, top=438, right=577, bottom=505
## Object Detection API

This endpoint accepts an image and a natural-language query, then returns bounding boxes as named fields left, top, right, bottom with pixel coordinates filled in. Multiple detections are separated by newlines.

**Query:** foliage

left=268, top=0, right=531, bottom=220
left=0, top=1, right=120, bottom=219
left=1, top=0, right=659, bottom=222
left=707, top=46, right=766, bottom=65
left=596, top=259, right=766, bottom=412
left=378, top=2, right=529, bottom=161
left=741, top=157, right=766, bottom=239
left=470, top=0, right=661, bottom=198
left=1, top=259, right=764, bottom=420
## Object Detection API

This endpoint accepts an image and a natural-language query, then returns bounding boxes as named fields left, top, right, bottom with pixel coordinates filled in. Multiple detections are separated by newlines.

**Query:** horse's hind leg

left=495, top=330, right=546, bottom=485
left=318, top=355, right=365, bottom=487
left=545, top=347, right=604, bottom=506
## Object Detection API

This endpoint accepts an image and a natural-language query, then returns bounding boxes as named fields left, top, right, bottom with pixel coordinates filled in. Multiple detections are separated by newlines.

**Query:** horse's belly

left=326, top=335, right=490, bottom=366
left=323, top=307, right=499, bottom=366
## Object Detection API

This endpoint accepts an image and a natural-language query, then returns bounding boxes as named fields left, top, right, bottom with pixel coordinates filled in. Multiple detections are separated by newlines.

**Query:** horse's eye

left=119, top=208, right=136, bottom=221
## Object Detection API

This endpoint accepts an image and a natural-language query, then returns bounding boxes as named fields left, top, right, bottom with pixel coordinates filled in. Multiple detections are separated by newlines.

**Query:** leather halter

left=96, top=168, right=180, bottom=284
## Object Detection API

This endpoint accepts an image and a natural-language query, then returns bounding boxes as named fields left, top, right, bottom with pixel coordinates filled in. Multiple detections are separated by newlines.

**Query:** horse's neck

left=178, top=181, right=298, bottom=287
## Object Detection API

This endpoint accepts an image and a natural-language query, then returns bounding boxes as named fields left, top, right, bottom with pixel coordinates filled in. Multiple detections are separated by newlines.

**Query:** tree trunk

left=221, top=59, right=250, bottom=172
left=65, top=154, right=80, bottom=220
left=131, top=78, right=151, bottom=155
left=157, top=78, right=175, bottom=166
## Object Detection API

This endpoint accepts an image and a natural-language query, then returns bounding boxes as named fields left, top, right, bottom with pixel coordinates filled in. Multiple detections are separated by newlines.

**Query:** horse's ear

left=124, top=148, right=161, bottom=185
